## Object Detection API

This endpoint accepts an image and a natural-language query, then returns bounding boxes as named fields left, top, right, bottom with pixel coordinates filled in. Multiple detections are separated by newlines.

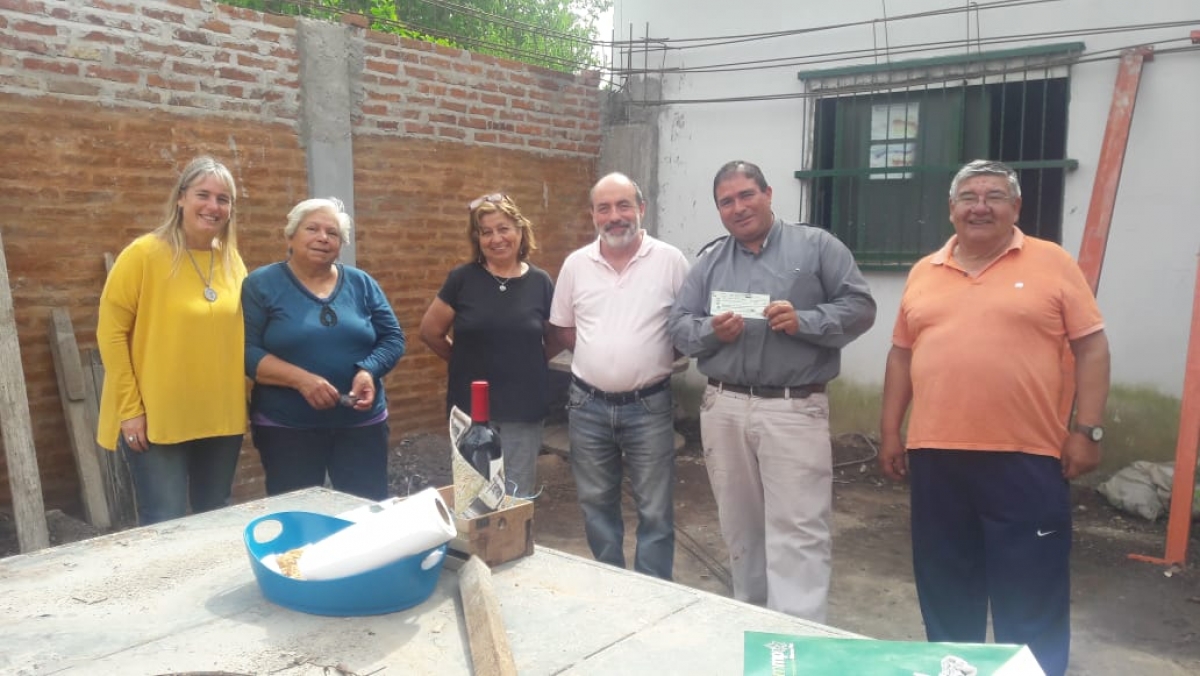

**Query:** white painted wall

left=612, top=0, right=1200, bottom=395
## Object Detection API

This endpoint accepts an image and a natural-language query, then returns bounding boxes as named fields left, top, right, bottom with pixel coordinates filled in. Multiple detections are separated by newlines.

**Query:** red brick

left=202, top=19, right=232, bottom=35
left=216, top=4, right=258, bottom=22
left=142, top=8, right=185, bottom=24
left=0, top=33, right=52, bottom=55
left=174, top=28, right=210, bottom=45
left=405, top=65, right=437, bottom=81
left=253, top=29, right=283, bottom=43
left=342, top=13, right=368, bottom=29
left=146, top=73, right=196, bottom=92
left=115, top=51, right=162, bottom=69
left=218, top=66, right=260, bottom=82
left=0, top=0, right=46, bottom=12
left=13, top=19, right=57, bottom=36
left=86, top=65, right=139, bottom=84
left=172, top=60, right=211, bottom=77
left=366, top=58, right=397, bottom=75
left=81, top=30, right=124, bottom=45
left=22, top=57, right=78, bottom=75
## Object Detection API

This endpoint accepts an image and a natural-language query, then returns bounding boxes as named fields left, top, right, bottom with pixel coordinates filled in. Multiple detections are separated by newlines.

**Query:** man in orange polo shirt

left=880, top=160, right=1110, bottom=676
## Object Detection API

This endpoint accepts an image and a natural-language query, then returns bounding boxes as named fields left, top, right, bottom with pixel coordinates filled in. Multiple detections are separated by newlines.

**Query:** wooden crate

left=437, top=486, right=534, bottom=567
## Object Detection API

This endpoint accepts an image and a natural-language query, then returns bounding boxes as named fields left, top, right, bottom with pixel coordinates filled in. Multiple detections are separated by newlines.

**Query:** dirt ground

left=390, top=426, right=1200, bottom=676
left=3, top=427, right=1198, bottom=675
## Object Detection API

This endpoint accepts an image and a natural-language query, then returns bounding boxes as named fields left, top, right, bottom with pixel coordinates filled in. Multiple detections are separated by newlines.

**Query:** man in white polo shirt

left=550, top=172, right=689, bottom=580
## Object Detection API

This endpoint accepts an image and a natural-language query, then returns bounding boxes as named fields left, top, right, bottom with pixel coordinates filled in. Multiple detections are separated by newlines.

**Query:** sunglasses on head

left=469, top=193, right=507, bottom=211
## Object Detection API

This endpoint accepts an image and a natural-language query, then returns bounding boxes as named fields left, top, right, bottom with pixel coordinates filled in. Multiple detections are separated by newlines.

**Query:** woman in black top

left=419, top=193, right=559, bottom=498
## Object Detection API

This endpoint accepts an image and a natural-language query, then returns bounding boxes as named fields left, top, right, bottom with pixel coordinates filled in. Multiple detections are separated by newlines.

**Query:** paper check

left=711, top=291, right=770, bottom=319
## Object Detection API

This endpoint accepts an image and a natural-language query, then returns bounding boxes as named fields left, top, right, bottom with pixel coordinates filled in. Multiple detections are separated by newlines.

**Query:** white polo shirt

left=550, top=233, right=689, bottom=393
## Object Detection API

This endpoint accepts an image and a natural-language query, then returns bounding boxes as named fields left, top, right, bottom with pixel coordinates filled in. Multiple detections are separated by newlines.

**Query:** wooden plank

left=48, top=308, right=111, bottom=529
left=458, top=555, right=518, bottom=676
left=0, top=228, right=49, bottom=552
left=84, top=348, right=136, bottom=528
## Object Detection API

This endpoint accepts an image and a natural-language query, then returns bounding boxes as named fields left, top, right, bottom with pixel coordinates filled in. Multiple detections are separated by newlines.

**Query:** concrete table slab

left=0, top=488, right=854, bottom=675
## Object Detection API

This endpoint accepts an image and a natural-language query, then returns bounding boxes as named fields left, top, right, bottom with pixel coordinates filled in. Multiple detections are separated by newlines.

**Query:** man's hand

left=1061, top=433, right=1101, bottom=480
left=764, top=300, right=800, bottom=335
left=711, top=311, right=745, bottom=343
left=879, top=435, right=908, bottom=482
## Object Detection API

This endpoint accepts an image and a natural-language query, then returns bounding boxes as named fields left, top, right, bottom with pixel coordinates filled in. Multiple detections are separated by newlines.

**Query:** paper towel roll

left=297, top=487, right=456, bottom=581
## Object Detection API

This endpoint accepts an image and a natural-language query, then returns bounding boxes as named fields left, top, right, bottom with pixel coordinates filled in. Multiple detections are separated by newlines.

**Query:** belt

left=572, top=375, right=670, bottom=405
left=707, top=378, right=825, bottom=399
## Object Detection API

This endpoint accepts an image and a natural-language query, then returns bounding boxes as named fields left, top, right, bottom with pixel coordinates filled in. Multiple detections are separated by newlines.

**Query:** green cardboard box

left=744, top=631, right=1045, bottom=676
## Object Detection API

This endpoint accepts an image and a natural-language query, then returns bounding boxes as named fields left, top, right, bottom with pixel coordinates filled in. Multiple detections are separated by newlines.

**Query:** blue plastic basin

left=243, top=510, right=446, bottom=616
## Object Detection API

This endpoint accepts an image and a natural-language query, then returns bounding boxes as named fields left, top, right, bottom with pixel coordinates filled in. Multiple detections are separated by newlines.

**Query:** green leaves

left=220, top=0, right=612, bottom=72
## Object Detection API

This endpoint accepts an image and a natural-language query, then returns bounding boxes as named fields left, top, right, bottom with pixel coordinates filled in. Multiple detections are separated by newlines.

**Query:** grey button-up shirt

left=668, top=219, right=876, bottom=387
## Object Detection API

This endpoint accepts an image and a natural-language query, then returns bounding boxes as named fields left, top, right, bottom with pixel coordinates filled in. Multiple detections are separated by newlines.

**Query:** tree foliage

left=221, top=0, right=610, bottom=72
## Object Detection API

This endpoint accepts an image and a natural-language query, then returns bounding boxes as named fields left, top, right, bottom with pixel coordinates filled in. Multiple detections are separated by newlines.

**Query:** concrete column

left=296, top=19, right=361, bottom=266
left=599, top=77, right=661, bottom=235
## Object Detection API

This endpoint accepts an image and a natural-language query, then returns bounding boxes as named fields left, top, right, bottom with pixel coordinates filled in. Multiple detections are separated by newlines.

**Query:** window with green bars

left=795, top=44, right=1082, bottom=270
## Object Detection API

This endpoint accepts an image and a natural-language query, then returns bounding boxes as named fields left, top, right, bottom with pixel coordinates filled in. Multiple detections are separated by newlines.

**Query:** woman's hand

left=348, top=369, right=375, bottom=410
left=120, top=415, right=148, bottom=452
left=297, top=373, right=341, bottom=410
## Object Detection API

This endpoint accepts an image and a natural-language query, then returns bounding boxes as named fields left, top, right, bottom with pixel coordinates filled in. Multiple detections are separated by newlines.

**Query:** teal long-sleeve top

left=243, top=261, right=405, bottom=428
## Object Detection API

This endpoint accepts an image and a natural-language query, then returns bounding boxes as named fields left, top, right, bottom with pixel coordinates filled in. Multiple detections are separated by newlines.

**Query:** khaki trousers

left=700, top=385, right=833, bottom=622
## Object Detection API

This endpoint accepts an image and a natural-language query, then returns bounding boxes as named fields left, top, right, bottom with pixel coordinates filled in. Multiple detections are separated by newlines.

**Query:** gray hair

left=949, top=160, right=1022, bottom=199
left=285, top=197, right=352, bottom=244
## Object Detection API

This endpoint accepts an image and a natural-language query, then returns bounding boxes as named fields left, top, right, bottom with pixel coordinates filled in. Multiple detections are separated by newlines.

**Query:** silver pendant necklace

left=485, top=264, right=518, bottom=292
left=185, top=248, right=217, bottom=302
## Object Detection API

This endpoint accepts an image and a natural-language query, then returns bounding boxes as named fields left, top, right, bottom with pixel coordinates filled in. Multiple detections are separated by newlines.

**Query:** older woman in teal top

left=242, top=197, right=404, bottom=500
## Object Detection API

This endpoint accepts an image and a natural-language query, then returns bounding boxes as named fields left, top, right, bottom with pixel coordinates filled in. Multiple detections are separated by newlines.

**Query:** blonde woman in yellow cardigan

left=97, top=156, right=248, bottom=525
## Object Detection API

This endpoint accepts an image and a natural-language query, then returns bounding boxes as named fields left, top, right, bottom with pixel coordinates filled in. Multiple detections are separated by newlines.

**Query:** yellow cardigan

left=96, top=234, right=248, bottom=450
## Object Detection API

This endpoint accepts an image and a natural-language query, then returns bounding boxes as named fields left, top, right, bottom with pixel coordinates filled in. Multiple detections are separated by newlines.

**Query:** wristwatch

left=1072, top=423, right=1104, bottom=443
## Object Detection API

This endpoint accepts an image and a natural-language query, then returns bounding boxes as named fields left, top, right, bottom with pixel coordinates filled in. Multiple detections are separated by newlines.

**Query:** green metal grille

left=796, top=46, right=1081, bottom=269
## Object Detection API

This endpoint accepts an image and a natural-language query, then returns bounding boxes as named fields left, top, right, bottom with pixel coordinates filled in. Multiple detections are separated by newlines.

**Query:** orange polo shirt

left=892, top=228, right=1105, bottom=458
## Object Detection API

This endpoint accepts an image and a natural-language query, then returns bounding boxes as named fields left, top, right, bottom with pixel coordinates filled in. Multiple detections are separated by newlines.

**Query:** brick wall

left=0, top=0, right=603, bottom=514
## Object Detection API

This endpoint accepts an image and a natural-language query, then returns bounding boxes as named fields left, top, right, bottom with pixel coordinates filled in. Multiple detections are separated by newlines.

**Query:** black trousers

left=251, top=421, right=390, bottom=501
left=909, top=449, right=1072, bottom=676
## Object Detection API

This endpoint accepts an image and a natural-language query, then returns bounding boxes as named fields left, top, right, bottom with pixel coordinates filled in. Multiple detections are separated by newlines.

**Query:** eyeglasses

left=953, top=191, right=1013, bottom=208
left=469, top=193, right=507, bottom=211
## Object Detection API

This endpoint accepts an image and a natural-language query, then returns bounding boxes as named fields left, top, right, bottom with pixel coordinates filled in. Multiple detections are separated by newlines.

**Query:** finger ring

left=128, top=436, right=135, bottom=442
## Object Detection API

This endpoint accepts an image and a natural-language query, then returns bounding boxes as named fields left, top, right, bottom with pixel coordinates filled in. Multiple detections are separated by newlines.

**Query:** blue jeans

left=494, top=419, right=544, bottom=499
left=251, top=422, right=390, bottom=501
left=120, top=435, right=243, bottom=526
left=566, top=382, right=675, bottom=580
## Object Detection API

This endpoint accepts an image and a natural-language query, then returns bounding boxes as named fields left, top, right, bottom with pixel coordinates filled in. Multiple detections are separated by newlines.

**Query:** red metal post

left=1130, top=255, right=1200, bottom=567
left=1076, top=47, right=1153, bottom=294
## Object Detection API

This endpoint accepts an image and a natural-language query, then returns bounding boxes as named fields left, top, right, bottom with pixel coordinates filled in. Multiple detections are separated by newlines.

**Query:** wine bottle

left=458, top=380, right=503, bottom=479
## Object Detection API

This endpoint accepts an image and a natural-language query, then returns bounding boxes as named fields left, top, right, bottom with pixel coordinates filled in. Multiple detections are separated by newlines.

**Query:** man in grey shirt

left=668, top=160, right=875, bottom=621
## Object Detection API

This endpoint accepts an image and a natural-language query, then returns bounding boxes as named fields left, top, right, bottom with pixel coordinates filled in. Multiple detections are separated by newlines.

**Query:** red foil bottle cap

left=470, top=381, right=490, bottom=422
